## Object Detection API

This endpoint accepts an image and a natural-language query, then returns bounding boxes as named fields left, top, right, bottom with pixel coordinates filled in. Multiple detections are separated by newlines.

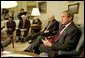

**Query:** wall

left=2, top=1, right=84, bottom=28
left=37, top=1, right=68, bottom=28
left=75, top=1, right=84, bottom=27
left=37, top=1, right=84, bottom=28
left=8, top=1, right=36, bottom=20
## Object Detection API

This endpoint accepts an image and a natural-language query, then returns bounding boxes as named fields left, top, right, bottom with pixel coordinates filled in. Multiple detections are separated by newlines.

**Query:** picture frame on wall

left=68, top=3, right=79, bottom=14
left=38, top=1, right=47, bottom=13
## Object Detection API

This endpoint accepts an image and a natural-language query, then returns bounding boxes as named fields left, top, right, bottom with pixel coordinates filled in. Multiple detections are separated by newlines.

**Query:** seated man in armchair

left=16, top=15, right=30, bottom=43
left=24, top=15, right=59, bottom=52
left=26, top=15, right=59, bottom=43
left=24, top=10, right=81, bottom=57
left=6, top=16, right=16, bottom=37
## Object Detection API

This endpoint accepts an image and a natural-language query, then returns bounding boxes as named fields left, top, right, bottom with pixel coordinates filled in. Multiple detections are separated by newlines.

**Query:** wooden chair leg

left=10, top=35, right=14, bottom=48
left=1, top=42, right=4, bottom=51
left=12, top=36, right=14, bottom=48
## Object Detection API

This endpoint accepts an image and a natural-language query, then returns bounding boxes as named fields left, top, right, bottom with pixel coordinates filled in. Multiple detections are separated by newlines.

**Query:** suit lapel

left=55, top=22, right=74, bottom=42
left=47, top=20, right=55, bottom=30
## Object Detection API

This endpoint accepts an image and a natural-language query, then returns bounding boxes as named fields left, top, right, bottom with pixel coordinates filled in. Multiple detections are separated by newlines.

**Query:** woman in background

left=6, top=16, right=16, bottom=35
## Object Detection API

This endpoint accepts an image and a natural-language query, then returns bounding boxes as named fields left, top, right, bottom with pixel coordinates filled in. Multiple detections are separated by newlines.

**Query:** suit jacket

left=40, top=19, right=59, bottom=36
left=29, top=19, right=59, bottom=41
left=17, top=12, right=27, bottom=20
left=18, top=19, right=30, bottom=31
left=51, top=22, right=82, bottom=51
left=45, top=19, right=59, bottom=32
left=6, top=20, right=16, bottom=32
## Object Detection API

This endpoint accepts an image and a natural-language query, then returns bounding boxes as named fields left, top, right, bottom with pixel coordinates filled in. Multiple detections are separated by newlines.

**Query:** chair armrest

left=57, top=50, right=79, bottom=56
left=1, top=38, right=11, bottom=47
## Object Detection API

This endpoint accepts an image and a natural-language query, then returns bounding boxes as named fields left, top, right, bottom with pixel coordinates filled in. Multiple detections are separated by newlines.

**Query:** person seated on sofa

left=6, top=16, right=16, bottom=36
left=16, top=15, right=30, bottom=43
left=25, top=15, right=59, bottom=43
left=24, top=10, right=81, bottom=57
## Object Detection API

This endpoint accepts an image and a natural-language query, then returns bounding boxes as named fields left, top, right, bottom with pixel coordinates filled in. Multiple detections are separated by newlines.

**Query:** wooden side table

left=29, top=24, right=41, bottom=35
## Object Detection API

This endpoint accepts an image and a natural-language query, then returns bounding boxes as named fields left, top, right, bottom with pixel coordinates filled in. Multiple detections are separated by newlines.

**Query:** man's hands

left=42, top=38, right=52, bottom=47
left=8, top=28, right=12, bottom=30
left=44, top=30, right=49, bottom=33
left=20, top=29, right=26, bottom=32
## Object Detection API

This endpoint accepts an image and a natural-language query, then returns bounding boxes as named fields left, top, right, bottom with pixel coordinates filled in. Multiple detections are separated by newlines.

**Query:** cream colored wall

left=67, top=1, right=84, bottom=27
left=2, top=1, right=84, bottom=29
left=76, top=1, right=84, bottom=27
left=37, top=1, right=84, bottom=28
left=37, top=1, right=68, bottom=28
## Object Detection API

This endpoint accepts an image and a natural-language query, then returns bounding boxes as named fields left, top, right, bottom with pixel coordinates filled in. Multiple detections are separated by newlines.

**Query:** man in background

left=16, top=15, right=30, bottom=43
left=6, top=16, right=16, bottom=35
left=17, top=8, right=27, bottom=20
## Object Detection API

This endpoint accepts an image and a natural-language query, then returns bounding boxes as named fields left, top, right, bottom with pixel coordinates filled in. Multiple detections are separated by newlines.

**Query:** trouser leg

left=24, top=36, right=44, bottom=52
left=16, top=29, right=21, bottom=42
left=23, top=30, right=28, bottom=37
left=19, top=30, right=28, bottom=42
left=39, top=44, right=56, bottom=57
left=16, top=29, right=21, bottom=36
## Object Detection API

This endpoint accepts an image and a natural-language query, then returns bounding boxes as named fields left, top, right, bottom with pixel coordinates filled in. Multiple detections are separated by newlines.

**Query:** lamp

left=31, top=8, right=40, bottom=24
left=31, top=8, right=40, bottom=16
left=30, top=8, right=41, bottom=34
left=1, top=1, right=18, bottom=8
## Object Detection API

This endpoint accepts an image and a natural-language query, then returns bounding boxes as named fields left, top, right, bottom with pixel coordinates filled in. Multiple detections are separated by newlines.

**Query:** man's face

left=61, top=12, right=71, bottom=25
left=20, top=10, right=24, bottom=13
left=48, top=16, right=54, bottom=21
left=9, top=17, right=12, bottom=21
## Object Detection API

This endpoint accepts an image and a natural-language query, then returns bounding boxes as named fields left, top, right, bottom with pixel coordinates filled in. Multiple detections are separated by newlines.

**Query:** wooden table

left=29, top=24, right=41, bottom=35
left=31, top=24, right=41, bottom=29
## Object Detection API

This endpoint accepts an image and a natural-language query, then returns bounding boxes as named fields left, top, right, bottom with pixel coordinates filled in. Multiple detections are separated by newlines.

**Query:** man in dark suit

left=39, top=10, right=82, bottom=57
left=24, top=10, right=81, bottom=56
left=26, top=15, right=59, bottom=43
left=17, top=8, right=27, bottom=20
left=6, top=16, right=16, bottom=35
left=16, top=15, right=30, bottom=42
left=24, top=15, right=59, bottom=52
